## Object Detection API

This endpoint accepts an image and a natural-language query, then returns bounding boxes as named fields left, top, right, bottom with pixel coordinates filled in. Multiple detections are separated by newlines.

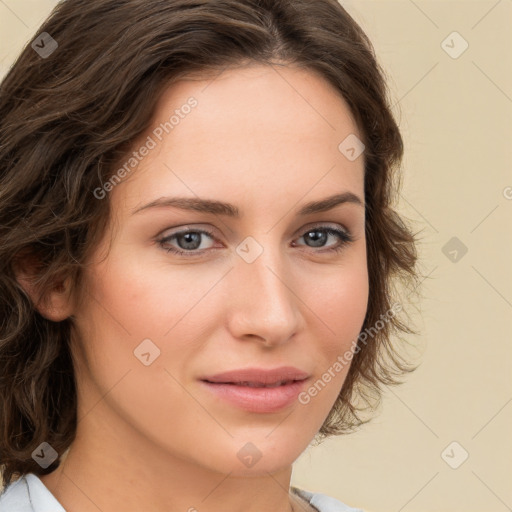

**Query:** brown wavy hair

left=0, top=0, right=420, bottom=489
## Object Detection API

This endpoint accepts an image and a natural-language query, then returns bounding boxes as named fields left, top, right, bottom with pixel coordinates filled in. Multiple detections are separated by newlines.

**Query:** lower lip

left=200, top=379, right=308, bottom=413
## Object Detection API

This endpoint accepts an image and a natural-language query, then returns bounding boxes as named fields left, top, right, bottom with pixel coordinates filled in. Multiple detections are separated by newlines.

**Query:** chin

left=176, top=434, right=303, bottom=477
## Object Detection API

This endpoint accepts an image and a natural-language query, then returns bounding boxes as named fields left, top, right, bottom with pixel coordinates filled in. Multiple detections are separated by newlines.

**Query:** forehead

left=160, top=63, right=361, bottom=150
left=111, top=63, right=364, bottom=216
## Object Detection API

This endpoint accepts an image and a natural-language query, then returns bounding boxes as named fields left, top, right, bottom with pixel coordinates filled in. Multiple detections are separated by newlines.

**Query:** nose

left=225, top=243, right=302, bottom=347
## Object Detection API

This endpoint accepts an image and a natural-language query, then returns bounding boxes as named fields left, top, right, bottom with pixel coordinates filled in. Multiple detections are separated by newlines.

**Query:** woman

left=0, top=0, right=419, bottom=510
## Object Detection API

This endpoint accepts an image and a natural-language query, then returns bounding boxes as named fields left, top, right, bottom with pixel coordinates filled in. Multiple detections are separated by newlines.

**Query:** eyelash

left=157, top=225, right=355, bottom=257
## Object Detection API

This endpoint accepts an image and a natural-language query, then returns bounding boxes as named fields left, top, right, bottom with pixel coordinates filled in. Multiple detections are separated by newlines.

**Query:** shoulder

left=0, top=473, right=66, bottom=512
left=291, top=486, right=365, bottom=512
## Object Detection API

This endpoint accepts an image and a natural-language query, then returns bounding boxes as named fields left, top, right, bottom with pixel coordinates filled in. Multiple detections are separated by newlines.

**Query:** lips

left=199, top=366, right=310, bottom=413
left=224, top=380, right=293, bottom=388
left=201, top=366, right=310, bottom=386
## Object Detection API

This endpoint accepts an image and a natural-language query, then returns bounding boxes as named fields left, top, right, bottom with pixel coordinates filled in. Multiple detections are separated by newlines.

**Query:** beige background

left=1, top=1, right=511, bottom=511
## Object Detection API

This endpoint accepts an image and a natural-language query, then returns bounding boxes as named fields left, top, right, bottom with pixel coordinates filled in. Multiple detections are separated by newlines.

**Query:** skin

left=33, top=63, right=369, bottom=512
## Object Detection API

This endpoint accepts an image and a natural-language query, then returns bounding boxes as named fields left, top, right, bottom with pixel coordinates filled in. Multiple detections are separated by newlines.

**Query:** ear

left=13, top=251, right=75, bottom=322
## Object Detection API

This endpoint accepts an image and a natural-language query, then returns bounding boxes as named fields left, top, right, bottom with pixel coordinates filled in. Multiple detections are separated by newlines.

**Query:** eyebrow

left=131, top=191, right=364, bottom=217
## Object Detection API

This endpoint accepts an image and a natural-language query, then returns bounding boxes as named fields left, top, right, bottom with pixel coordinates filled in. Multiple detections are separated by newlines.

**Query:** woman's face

left=71, top=63, right=368, bottom=476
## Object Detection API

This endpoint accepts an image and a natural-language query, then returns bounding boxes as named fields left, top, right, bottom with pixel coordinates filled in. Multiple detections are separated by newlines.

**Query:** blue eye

left=159, top=228, right=216, bottom=256
left=295, top=227, right=354, bottom=253
left=158, top=225, right=354, bottom=257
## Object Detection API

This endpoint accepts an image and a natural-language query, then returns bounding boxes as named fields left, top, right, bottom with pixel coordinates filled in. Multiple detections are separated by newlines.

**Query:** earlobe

left=13, top=253, right=75, bottom=322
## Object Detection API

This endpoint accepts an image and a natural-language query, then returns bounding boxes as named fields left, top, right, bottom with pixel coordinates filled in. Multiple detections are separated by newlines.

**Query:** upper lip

left=201, top=366, right=310, bottom=385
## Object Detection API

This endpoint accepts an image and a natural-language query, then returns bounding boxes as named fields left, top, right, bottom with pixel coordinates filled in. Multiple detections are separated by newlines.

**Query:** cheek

left=309, top=253, right=369, bottom=345
left=298, top=253, right=368, bottom=405
left=74, top=248, right=223, bottom=391
left=85, top=247, right=210, bottom=338
left=72, top=256, right=209, bottom=435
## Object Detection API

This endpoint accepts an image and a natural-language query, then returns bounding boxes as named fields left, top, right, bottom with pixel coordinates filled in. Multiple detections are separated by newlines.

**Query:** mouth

left=199, top=367, right=310, bottom=413
left=201, top=366, right=310, bottom=386
left=202, top=379, right=303, bottom=388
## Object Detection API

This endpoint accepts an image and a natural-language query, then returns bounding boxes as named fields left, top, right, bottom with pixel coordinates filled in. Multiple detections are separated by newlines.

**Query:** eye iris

left=178, top=232, right=202, bottom=250
left=305, top=230, right=327, bottom=247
